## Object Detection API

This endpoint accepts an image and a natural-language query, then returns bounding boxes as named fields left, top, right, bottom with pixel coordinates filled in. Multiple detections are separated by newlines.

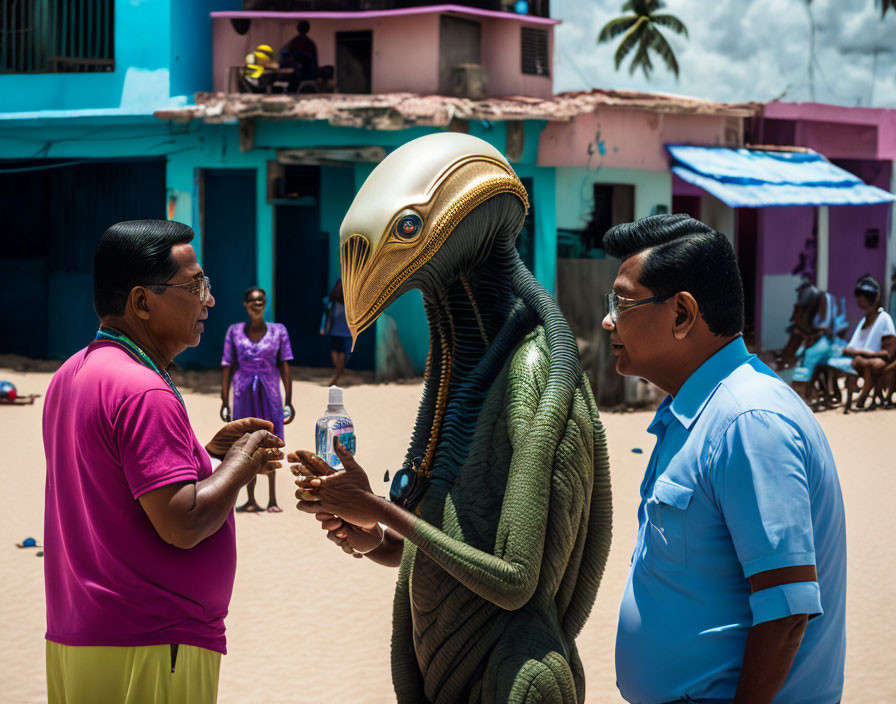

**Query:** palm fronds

left=597, top=0, right=688, bottom=81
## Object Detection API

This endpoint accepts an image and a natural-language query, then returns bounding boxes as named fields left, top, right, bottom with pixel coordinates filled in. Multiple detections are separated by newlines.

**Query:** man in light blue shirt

left=603, top=215, right=845, bottom=704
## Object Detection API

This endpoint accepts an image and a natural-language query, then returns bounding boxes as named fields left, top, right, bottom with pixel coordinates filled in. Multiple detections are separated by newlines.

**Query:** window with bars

left=520, top=26, right=549, bottom=77
left=0, top=0, right=114, bottom=74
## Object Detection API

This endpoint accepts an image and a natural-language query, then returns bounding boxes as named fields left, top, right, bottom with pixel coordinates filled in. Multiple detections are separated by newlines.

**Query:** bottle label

left=316, top=417, right=355, bottom=469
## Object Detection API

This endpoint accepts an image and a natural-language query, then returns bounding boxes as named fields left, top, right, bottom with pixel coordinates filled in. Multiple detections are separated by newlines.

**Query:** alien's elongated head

left=339, top=132, right=528, bottom=344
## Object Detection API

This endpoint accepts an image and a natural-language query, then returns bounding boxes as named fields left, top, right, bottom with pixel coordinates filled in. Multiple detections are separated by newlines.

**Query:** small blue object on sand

left=17, top=537, right=39, bottom=548
left=631, top=448, right=644, bottom=454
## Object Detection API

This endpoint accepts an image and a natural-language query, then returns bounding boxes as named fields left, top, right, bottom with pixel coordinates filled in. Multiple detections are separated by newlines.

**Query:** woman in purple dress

left=221, top=287, right=294, bottom=513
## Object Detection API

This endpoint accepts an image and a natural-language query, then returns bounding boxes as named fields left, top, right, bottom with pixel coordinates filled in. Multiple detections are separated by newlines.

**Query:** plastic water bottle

left=315, top=386, right=355, bottom=470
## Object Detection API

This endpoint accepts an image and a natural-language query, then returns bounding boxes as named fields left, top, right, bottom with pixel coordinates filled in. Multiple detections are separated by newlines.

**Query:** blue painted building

left=0, top=0, right=240, bottom=360
left=0, top=1, right=561, bottom=376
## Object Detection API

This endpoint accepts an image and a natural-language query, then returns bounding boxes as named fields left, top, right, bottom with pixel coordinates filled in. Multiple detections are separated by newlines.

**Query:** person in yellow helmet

left=243, top=44, right=279, bottom=93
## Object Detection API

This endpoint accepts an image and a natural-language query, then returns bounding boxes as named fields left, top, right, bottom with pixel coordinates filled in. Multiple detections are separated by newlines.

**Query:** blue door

left=184, top=169, right=257, bottom=368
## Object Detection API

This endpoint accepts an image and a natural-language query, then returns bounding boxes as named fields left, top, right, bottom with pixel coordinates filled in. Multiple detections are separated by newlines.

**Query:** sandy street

left=2, top=366, right=893, bottom=703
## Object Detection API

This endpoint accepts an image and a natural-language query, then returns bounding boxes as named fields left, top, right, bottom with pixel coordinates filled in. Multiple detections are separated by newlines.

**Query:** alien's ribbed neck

left=426, top=236, right=521, bottom=360
left=401, top=237, right=533, bottom=489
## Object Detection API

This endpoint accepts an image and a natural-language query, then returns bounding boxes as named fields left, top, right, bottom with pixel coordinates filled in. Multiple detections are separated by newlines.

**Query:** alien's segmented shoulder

left=504, top=327, right=550, bottom=446
left=508, top=326, right=549, bottom=392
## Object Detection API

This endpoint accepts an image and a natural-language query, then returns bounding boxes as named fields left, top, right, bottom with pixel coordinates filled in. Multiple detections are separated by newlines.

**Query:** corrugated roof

left=668, top=145, right=896, bottom=207
left=154, top=89, right=760, bottom=129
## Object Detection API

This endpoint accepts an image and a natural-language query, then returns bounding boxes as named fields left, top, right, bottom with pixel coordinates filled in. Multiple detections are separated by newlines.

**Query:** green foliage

left=597, top=0, right=689, bottom=80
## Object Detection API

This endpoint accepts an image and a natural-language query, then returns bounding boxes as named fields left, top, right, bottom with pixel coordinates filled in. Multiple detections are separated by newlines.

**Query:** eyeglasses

left=605, top=291, right=674, bottom=324
left=146, top=275, right=212, bottom=305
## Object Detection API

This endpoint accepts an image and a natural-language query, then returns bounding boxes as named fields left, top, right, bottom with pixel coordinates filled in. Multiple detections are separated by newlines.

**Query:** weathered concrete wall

left=539, top=110, right=735, bottom=171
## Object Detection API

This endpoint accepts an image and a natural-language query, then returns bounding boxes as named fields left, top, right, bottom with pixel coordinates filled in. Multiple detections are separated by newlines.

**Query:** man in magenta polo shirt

left=43, top=220, right=284, bottom=703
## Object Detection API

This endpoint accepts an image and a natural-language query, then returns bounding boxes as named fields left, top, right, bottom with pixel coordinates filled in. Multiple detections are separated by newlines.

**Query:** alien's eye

left=395, top=213, right=423, bottom=240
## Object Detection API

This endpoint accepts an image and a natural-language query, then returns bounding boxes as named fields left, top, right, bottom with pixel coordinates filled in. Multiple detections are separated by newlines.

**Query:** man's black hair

left=244, top=286, right=266, bottom=302
left=93, top=219, right=195, bottom=318
left=604, top=214, right=744, bottom=337
left=297, top=20, right=310, bottom=34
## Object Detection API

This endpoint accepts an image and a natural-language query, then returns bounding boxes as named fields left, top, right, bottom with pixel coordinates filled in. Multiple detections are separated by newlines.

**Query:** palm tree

left=597, top=0, right=689, bottom=80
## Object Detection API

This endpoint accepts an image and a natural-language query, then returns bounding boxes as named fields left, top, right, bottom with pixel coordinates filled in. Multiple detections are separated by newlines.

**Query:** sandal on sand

left=236, top=503, right=263, bottom=513
left=266, top=505, right=283, bottom=513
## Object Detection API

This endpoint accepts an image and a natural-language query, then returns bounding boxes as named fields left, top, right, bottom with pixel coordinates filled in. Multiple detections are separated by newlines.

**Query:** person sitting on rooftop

left=242, top=44, right=279, bottom=93
left=279, top=21, right=318, bottom=93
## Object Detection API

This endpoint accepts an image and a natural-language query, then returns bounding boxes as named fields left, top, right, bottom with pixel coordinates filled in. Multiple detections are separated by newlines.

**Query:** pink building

left=211, top=4, right=557, bottom=98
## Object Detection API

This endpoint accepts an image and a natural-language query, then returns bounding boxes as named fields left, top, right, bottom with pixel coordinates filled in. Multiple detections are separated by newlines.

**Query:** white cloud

left=552, top=0, right=896, bottom=108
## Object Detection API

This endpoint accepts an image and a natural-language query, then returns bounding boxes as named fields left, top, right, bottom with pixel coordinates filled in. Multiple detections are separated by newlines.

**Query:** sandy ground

left=2, top=365, right=894, bottom=703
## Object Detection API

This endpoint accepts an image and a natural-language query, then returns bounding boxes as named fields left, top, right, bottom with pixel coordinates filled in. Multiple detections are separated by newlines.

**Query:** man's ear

left=129, top=287, right=151, bottom=321
left=673, top=292, right=700, bottom=340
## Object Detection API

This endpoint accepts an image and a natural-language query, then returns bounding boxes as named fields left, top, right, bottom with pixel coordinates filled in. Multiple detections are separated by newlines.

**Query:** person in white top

left=840, top=276, right=895, bottom=410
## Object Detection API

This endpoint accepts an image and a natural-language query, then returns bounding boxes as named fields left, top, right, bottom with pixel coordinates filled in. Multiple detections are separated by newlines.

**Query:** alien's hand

left=292, top=441, right=379, bottom=531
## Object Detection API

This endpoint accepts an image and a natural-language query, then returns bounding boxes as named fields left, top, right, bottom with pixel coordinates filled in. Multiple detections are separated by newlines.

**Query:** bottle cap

left=328, top=385, right=343, bottom=405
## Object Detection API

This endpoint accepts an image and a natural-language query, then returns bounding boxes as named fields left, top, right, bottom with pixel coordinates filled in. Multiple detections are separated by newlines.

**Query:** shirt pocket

left=645, top=478, right=694, bottom=571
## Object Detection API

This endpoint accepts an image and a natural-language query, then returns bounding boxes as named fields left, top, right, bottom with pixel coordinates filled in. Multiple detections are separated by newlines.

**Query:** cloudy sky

left=551, top=0, right=896, bottom=108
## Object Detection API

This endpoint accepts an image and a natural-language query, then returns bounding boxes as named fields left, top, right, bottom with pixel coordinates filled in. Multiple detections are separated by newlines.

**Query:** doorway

left=439, top=16, right=481, bottom=94
left=0, top=158, right=164, bottom=359
left=336, top=30, right=372, bottom=94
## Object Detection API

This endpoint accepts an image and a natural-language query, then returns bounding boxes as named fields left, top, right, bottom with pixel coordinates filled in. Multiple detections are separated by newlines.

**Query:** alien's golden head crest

left=339, top=133, right=528, bottom=344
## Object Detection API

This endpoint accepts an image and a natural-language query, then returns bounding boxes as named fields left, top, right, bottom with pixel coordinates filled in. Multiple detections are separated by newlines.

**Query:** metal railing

left=0, top=0, right=114, bottom=74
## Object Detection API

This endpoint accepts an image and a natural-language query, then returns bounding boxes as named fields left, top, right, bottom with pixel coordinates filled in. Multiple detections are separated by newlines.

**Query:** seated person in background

left=243, top=44, right=279, bottom=93
left=789, top=282, right=848, bottom=407
left=280, top=21, right=318, bottom=92
left=316, top=64, right=335, bottom=93
left=826, top=275, right=895, bottom=410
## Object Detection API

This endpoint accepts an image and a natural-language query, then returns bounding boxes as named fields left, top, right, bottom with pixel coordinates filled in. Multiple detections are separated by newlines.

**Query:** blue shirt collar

left=666, top=336, right=752, bottom=431
left=647, top=395, right=675, bottom=435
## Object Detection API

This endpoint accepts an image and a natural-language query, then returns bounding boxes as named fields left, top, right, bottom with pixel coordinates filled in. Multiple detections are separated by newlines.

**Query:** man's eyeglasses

left=605, top=291, right=674, bottom=324
left=146, top=275, right=212, bottom=305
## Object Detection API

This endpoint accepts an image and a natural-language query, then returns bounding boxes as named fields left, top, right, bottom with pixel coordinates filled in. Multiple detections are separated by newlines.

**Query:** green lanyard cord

left=95, top=326, right=186, bottom=409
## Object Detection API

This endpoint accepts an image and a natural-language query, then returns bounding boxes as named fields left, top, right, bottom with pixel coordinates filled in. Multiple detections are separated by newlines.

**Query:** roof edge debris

left=154, top=89, right=761, bottom=129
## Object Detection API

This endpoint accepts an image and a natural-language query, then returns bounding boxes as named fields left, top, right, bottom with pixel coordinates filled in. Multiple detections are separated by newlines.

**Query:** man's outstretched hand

left=207, top=417, right=276, bottom=460
left=223, top=428, right=284, bottom=477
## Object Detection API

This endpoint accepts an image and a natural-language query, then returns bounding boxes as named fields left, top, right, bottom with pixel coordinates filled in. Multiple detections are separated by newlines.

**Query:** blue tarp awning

left=667, top=145, right=896, bottom=208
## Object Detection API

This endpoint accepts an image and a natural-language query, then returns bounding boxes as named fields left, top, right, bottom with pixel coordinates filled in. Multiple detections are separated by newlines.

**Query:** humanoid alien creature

left=294, top=132, right=612, bottom=703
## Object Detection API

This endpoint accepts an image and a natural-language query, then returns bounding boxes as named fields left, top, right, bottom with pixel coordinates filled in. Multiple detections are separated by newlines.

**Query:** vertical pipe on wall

left=77, top=0, right=84, bottom=59
left=886, top=161, right=896, bottom=314
left=256, top=166, right=274, bottom=315
left=86, top=0, right=92, bottom=58
left=59, top=0, right=67, bottom=63
left=2, top=0, right=7, bottom=72
left=817, top=205, right=829, bottom=291
left=100, top=0, right=107, bottom=59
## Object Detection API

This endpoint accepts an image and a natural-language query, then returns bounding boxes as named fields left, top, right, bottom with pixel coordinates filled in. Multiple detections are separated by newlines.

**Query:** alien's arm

left=379, top=336, right=578, bottom=611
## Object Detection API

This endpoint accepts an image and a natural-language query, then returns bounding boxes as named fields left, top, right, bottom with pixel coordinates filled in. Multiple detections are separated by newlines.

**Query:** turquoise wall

left=170, top=0, right=241, bottom=99
left=0, top=0, right=171, bottom=113
left=0, top=0, right=240, bottom=115
left=0, top=114, right=556, bottom=371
